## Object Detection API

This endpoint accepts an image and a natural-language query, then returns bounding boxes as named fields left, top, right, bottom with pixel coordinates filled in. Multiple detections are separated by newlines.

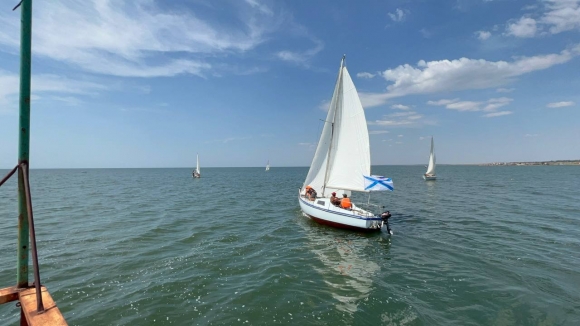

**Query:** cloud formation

left=428, top=97, right=513, bottom=117
left=0, top=70, right=106, bottom=113
left=357, top=72, right=376, bottom=79
left=505, top=0, right=580, bottom=38
left=388, top=9, right=409, bottom=22
left=476, top=30, right=492, bottom=40
left=0, top=0, right=279, bottom=77
left=506, top=17, right=538, bottom=37
left=369, top=111, right=425, bottom=127
left=546, top=101, right=575, bottom=108
left=361, top=44, right=580, bottom=107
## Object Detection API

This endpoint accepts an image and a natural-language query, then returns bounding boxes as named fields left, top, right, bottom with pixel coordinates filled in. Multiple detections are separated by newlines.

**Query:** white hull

left=423, top=174, right=436, bottom=181
left=298, top=194, right=383, bottom=231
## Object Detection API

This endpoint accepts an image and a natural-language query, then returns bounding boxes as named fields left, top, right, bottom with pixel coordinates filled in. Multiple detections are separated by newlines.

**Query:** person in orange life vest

left=305, top=186, right=317, bottom=201
left=340, top=193, right=352, bottom=209
left=330, top=192, right=340, bottom=206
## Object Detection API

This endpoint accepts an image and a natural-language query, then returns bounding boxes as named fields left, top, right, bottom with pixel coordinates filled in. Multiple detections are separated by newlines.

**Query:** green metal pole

left=17, top=0, right=32, bottom=288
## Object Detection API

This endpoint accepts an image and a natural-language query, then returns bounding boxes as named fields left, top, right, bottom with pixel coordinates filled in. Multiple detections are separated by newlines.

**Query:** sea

left=0, top=166, right=579, bottom=325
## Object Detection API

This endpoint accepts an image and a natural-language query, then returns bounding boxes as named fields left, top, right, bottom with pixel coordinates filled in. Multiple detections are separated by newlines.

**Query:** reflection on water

left=300, top=220, right=386, bottom=314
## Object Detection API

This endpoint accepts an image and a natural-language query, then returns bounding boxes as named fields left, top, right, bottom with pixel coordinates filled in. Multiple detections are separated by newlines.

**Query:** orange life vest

left=340, top=198, right=352, bottom=209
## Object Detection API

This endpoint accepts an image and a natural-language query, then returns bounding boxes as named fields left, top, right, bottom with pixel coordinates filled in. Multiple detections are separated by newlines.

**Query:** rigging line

left=12, top=0, right=23, bottom=11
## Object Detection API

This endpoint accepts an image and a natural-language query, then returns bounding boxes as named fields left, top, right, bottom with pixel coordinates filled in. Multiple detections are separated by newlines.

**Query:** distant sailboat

left=265, top=160, right=270, bottom=171
left=298, top=56, right=394, bottom=232
left=193, top=153, right=201, bottom=178
left=423, top=137, right=436, bottom=180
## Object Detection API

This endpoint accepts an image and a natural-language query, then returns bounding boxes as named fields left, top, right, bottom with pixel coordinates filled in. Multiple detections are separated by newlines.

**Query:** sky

left=0, top=0, right=579, bottom=168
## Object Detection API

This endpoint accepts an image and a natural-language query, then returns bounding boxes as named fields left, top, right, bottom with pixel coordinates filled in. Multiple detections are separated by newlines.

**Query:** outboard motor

left=381, top=211, right=392, bottom=235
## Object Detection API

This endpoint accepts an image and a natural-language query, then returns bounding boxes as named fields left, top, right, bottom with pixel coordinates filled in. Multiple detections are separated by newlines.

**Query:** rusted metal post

left=16, top=0, right=33, bottom=289
left=21, top=163, right=43, bottom=312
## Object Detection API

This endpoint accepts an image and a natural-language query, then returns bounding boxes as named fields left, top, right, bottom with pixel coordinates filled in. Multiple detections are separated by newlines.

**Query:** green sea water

left=1, top=166, right=579, bottom=325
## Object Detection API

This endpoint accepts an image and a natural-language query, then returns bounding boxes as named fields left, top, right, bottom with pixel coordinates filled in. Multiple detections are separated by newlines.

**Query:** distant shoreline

left=1, top=161, right=579, bottom=169
left=479, top=160, right=580, bottom=166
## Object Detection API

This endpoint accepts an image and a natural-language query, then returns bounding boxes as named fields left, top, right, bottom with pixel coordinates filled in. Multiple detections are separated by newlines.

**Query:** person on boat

left=340, top=194, right=352, bottom=210
left=305, top=186, right=317, bottom=201
left=330, top=192, right=340, bottom=206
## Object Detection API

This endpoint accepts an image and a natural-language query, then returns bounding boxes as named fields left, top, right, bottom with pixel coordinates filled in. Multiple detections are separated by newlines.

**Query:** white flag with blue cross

left=363, top=175, right=394, bottom=191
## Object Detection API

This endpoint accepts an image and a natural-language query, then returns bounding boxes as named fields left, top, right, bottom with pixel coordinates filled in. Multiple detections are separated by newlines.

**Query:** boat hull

left=298, top=195, right=383, bottom=231
left=423, top=175, right=436, bottom=181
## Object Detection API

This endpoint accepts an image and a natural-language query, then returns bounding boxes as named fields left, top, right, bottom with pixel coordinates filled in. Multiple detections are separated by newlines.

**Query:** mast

left=17, top=0, right=33, bottom=288
left=321, top=55, right=345, bottom=196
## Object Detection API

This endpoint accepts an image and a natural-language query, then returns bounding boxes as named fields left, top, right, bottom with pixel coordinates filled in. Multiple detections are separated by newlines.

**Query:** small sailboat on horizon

left=265, top=160, right=270, bottom=171
left=298, top=56, right=394, bottom=233
left=193, top=153, right=201, bottom=178
left=423, top=137, right=436, bottom=181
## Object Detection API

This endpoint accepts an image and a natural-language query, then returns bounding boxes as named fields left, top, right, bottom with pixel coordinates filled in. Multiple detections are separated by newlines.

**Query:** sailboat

left=265, top=160, right=270, bottom=171
left=192, top=153, right=201, bottom=178
left=298, top=56, right=393, bottom=232
left=423, top=137, right=436, bottom=180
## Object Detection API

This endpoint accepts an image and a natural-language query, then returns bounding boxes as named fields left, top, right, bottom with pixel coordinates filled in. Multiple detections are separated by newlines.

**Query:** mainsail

left=196, top=154, right=200, bottom=175
left=426, top=137, right=435, bottom=175
left=303, top=57, right=371, bottom=196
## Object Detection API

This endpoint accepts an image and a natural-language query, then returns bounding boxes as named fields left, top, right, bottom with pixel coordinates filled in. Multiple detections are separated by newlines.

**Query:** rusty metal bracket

left=20, top=162, right=43, bottom=313
left=0, top=164, right=19, bottom=187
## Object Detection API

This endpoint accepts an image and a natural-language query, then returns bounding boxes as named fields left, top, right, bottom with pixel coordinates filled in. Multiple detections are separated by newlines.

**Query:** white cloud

left=318, top=99, right=331, bottom=111
left=525, top=133, right=539, bottom=137
left=361, top=44, right=580, bottom=107
left=419, top=136, right=426, bottom=140
left=506, top=17, right=538, bottom=37
left=505, top=1, right=580, bottom=38
left=427, top=99, right=460, bottom=106
left=388, top=9, right=408, bottom=22
left=482, top=111, right=513, bottom=117
left=369, top=111, right=426, bottom=127
left=391, top=104, right=410, bottom=110
left=397, top=134, right=404, bottom=137
left=496, top=87, right=515, bottom=93
left=357, top=72, right=376, bottom=79
left=244, top=0, right=273, bottom=16
left=428, top=97, right=513, bottom=113
left=476, top=31, right=492, bottom=40
left=0, top=70, right=107, bottom=113
left=276, top=39, right=324, bottom=66
left=546, top=101, right=575, bottom=108
left=541, top=0, right=580, bottom=34
left=369, top=130, right=390, bottom=135
left=0, top=0, right=280, bottom=77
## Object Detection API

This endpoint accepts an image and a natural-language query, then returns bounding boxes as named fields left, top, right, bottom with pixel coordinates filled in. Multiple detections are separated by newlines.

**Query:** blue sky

left=0, top=0, right=579, bottom=168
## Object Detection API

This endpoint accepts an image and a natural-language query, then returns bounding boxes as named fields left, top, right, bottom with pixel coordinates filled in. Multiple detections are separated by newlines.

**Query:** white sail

left=426, top=137, right=436, bottom=175
left=196, top=154, right=200, bottom=174
left=266, top=160, right=270, bottom=171
left=303, top=57, right=371, bottom=195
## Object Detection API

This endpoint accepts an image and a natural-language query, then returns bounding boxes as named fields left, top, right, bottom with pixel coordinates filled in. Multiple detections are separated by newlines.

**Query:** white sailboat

left=192, top=153, right=201, bottom=178
left=423, top=137, right=436, bottom=180
left=298, top=56, right=393, bottom=232
left=265, top=160, right=270, bottom=171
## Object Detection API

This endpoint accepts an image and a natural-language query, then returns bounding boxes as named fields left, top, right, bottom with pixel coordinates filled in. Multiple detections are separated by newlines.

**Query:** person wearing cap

left=330, top=192, right=340, bottom=206
left=340, top=193, right=352, bottom=209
